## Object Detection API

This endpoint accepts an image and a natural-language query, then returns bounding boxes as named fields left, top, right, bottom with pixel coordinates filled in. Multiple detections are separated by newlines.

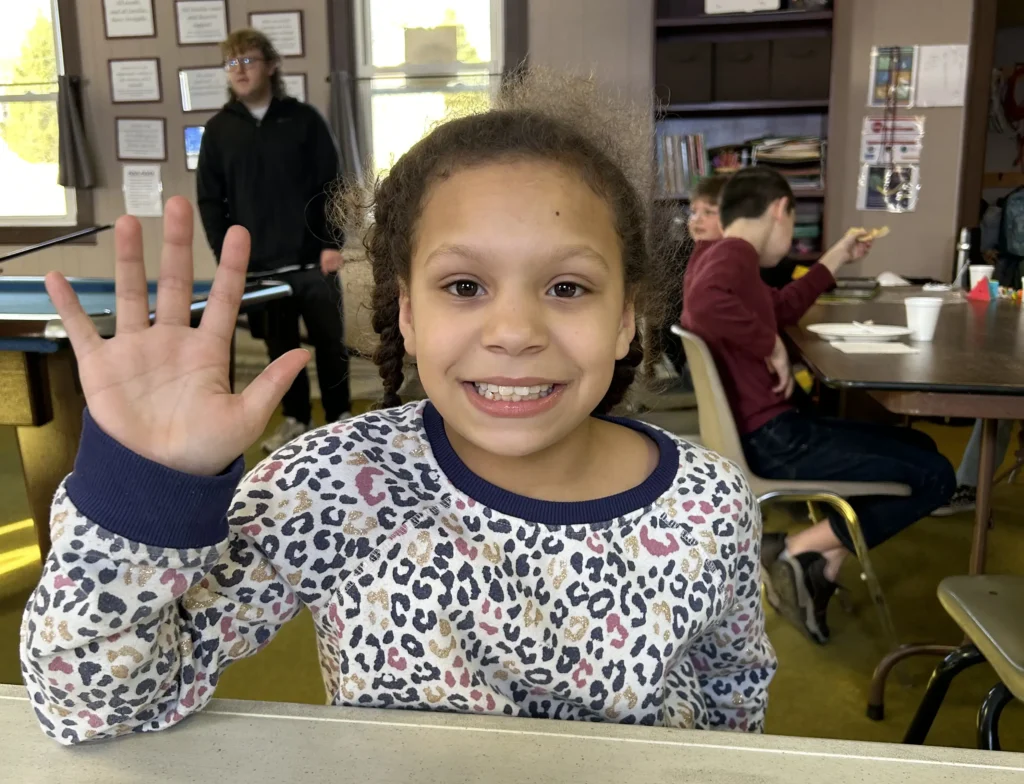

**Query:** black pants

left=256, top=269, right=350, bottom=423
left=742, top=411, right=956, bottom=551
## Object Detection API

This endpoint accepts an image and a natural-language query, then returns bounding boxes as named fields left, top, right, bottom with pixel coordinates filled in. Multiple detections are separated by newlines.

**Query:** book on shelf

left=752, top=136, right=825, bottom=190
left=657, top=133, right=710, bottom=198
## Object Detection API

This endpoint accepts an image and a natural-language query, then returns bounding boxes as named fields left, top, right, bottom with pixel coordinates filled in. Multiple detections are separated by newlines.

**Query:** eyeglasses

left=224, top=56, right=265, bottom=71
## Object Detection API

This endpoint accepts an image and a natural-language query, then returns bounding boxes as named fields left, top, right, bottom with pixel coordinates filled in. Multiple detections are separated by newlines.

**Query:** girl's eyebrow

left=423, top=243, right=609, bottom=269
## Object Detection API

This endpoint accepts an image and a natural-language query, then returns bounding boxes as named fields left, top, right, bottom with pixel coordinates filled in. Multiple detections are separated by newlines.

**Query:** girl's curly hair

left=338, top=69, right=689, bottom=412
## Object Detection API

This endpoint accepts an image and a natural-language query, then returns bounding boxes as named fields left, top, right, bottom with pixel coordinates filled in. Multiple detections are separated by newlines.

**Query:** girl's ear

left=398, top=281, right=417, bottom=358
left=615, top=299, right=637, bottom=360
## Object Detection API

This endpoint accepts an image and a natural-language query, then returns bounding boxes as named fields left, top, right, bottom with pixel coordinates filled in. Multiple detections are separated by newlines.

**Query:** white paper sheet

left=829, top=342, right=919, bottom=354
left=915, top=44, right=968, bottom=107
left=122, top=164, right=163, bottom=217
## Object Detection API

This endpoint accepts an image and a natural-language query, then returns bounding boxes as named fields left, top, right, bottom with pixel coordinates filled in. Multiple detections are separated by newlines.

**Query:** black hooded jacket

left=196, top=96, right=340, bottom=271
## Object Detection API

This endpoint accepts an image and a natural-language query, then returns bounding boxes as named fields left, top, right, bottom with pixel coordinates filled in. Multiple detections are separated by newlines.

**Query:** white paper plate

left=807, top=323, right=912, bottom=342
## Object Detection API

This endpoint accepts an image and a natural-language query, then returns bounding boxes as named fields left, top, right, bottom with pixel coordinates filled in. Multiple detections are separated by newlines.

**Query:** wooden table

left=1, top=685, right=1022, bottom=783
left=785, top=289, right=1024, bottom=719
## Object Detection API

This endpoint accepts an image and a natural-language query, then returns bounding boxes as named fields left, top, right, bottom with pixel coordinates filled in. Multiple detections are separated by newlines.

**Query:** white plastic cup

left=969, top=265, right=995, bottom=290
left=905, top=297, right=944, bottom=342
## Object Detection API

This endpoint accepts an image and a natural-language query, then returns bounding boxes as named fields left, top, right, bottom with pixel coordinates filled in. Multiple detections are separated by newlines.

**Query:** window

left=355, top=0, right=504, bottom=175
left=0, top=0, right=76, bottom=230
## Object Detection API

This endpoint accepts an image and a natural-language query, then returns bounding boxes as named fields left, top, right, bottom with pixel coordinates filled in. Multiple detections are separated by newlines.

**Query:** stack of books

left=752, top=137, right=825, bottom=192
left=656, top=133, right=710, bottom=198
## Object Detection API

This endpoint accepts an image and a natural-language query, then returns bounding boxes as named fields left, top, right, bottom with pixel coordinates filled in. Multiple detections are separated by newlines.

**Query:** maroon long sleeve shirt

left=681, top=238, right=836, bottom=435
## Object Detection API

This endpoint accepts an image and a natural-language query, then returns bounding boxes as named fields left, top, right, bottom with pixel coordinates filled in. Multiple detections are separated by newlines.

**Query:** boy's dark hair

left=719, top=166, right=794, bottom=229
left=341, top=71, right=685, bottom=412
left=690, top=175, right=729, bottom=205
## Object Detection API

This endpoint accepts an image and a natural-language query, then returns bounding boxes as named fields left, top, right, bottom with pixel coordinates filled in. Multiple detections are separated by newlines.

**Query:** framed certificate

left=103, top=0, right=156, bottom=39
left=109, top=58, right=162, bottom=104
left=179, top=66, right=229, bottom=112
left=175, top=0, right=229, bottom=46
left=249, top=11, right=304, bottom=57
left=282, top=73, right=307, bottom=102
left=184, top=126, right=206, bottom=171
left=116, top=118, right=167, bottom=161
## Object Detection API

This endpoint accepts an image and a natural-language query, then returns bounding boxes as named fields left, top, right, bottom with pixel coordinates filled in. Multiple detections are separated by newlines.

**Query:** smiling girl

left=22, top=72, right=775, bottom=744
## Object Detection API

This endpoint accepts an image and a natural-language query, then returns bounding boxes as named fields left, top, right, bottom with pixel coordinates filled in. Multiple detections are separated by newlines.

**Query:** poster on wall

left=282, top=74, right=307, bottom=102
left=109, top=59, right=162, bottom=104
left=123, top=164, right=164, bottom=217
left=860, top=116, right=925, bottom=165
left=175, top=0, right=229, bottom=46
left=103, top=0, right=156, bottom=39
left=179, top=67, right=229, bottom=111
left=867, top=46, right=917, bottom=108
left=915, top=44, right=969, bottom=107
left=185, top=126, right=205, bottom=171
left=857, top=164, right=920, bottom=213
left=116, top=118, right=167, bottom=161
left=249, top=11, right=305, bottom=57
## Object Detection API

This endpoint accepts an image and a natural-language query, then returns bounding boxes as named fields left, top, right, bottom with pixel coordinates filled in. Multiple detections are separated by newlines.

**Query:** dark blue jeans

left=742, top=411, right=956, bottom=551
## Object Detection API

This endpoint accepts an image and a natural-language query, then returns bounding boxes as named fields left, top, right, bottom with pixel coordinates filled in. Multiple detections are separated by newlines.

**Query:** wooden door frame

left=956, top=0, right=999, bottom=235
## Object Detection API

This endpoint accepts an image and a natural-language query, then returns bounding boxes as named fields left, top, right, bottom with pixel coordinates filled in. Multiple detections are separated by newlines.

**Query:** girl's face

left=687, top=198, right=722, bottom=242
left=400, top=160, right=635, bottom=458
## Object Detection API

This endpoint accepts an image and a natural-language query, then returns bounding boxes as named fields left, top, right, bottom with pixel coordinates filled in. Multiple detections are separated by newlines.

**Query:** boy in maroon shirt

left=682, top=168, right=955, bottom=644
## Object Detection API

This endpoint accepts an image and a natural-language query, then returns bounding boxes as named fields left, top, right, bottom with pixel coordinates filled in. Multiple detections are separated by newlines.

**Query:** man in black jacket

left=198, top=28, right=350, bottom=453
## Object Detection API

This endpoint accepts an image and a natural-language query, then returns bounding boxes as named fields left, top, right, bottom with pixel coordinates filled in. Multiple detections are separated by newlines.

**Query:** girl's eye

left=446, top=280, right=482, bottom=297
left=548, top=282, right=585, bottom=298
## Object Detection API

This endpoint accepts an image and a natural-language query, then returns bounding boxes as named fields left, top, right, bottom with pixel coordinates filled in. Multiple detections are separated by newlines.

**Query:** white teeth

left=472, top=382, right=555, bottom=402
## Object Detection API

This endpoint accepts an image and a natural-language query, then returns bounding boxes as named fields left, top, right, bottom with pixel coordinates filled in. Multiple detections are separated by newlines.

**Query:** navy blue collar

left=422, top=402, right=679, bottom=525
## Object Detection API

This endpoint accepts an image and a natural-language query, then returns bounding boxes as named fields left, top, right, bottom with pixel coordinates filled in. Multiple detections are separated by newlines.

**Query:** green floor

left=1, top=410, right=1021, bottom=751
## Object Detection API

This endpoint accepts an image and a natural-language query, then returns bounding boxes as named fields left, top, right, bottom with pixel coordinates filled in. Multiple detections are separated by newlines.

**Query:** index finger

left=45, top=271, right=103, bottom=357
left=198, top=226, right=251, bottom=340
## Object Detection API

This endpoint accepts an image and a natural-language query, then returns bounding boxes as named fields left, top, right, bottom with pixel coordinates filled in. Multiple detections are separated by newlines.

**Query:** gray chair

left=904, top=575, right=1024, bottom=750
left=672, top=325, right=911, bottom=647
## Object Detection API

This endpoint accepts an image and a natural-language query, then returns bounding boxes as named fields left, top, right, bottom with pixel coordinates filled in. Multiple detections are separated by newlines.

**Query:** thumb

left=241, top=349, right=311, bottom=429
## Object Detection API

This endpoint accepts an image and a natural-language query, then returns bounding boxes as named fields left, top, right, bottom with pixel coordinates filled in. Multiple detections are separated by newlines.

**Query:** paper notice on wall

left=857, top=164, right=920, bottom=213
left=861, top=116, right=925, bottom=164
left=915, top=44, right=969, bottom=107
left=123, top=164, right=163, bottom=217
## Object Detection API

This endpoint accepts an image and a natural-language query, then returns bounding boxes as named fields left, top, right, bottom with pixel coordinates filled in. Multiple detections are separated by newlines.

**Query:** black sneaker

left=768, top=551, right=836, bottom=645
left=759, top=532, right=788, bottom=609
left=932, top=484, right=976, bottom=517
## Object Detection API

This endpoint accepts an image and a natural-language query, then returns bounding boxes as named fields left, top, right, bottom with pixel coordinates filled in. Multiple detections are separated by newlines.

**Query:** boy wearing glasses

left=197, top=29, right=351, bottom=453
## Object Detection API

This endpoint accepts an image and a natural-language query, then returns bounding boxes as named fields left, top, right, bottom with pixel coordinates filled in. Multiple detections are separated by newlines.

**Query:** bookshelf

left=654, top=1, right=836, bottom=279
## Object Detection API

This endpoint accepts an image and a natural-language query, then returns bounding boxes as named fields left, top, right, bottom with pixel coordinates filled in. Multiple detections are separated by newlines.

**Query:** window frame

left=0, top=0, right=96, bottom=247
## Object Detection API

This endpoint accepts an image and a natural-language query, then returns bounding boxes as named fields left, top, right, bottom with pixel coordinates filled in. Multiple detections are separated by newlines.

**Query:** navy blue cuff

left=65, top=409, right=244, bottom=549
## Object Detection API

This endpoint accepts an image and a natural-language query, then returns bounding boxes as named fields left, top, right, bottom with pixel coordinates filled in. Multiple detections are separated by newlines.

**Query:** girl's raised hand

left=46, top=196, right=310, bottom=476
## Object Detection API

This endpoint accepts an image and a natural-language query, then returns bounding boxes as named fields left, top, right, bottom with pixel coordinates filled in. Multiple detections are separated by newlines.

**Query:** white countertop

left=2, top=684, right=1022, bottom=783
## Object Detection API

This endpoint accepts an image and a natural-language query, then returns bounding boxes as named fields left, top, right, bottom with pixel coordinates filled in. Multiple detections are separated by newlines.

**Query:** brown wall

left=527, top=0, right=653, bottom=107
left=825, top=0, right=973, bottom=281
left=0, top=0, right=330, bottom=279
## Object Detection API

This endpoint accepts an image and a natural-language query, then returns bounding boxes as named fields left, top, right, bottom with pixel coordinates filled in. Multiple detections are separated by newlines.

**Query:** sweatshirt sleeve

left=196, top=127, right=231, bottom=261
left=770, top=262, right=835, bottom=327
left=19, top=412, right=302, bottom=745
left=683, top=263, right=778, bottom=359
left=677, top=469, right=776, bottom=732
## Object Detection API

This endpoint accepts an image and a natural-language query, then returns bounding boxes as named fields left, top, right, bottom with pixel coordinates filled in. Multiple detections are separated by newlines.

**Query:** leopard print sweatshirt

left=20, top=400, right=776, bottom=745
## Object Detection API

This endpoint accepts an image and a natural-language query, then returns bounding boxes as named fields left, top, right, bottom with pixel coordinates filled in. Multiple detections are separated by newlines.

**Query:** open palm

left=46, top=197, right=309, bottom=476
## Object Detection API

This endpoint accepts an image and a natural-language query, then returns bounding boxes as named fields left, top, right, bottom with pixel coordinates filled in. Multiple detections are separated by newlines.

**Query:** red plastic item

left=966, top=277, right=991, bottom=301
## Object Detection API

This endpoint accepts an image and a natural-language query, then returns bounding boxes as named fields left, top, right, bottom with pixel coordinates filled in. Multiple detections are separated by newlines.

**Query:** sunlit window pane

left=366, top=75, right=494, bottom=175
left=0, top=0, right=72, bottom=225
left=368, top=0, right=493, bottom=69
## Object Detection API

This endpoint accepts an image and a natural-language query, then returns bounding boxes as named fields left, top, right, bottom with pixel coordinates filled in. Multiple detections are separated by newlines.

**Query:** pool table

left=0, top=276, right=291, bottom=557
